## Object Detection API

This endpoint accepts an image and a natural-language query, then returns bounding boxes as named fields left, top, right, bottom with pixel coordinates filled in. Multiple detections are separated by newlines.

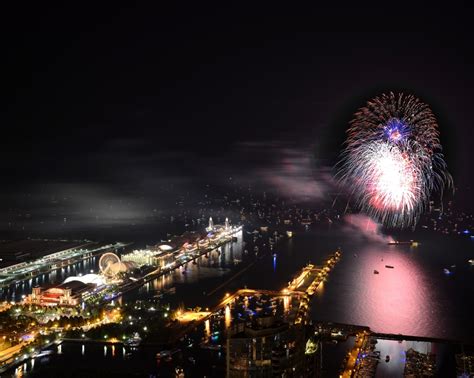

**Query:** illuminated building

left=227, top=316, right=305, bottom=377
left=120, top=224, right=241, bottom=271
left=121, top=249, right=156, bottom=266
left=26, top=280, right=97, bottom=307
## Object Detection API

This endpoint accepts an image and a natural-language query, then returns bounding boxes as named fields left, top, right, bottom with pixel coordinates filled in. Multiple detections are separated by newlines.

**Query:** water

left=201, top=228, right=473, bottom=342
left=306, top=229, right=474, bottom=341
left=14, top=342, right=163, bottom=377
left=0, top=255, right=100, bottom=301
left=0, top=232, right=245, bottom=306
left=373, top=339, right=457, bottom=377
left=5, top=226, right=474, bottom=376
left=121, top=231, right=245, bottom=307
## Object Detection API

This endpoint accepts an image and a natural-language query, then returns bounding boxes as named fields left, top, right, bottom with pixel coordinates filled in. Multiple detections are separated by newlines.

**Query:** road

left=0, top=341, right=28, bottom=366
left=341, top=331, right=367, bottom=377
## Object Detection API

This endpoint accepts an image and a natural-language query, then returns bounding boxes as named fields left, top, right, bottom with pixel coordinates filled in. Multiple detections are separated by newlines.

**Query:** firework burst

left=338, top=92, right=452, bottom=228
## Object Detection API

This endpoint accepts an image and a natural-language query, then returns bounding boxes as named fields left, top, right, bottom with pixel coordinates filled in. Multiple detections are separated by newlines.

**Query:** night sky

left=3, top=5, right=474, bottom=212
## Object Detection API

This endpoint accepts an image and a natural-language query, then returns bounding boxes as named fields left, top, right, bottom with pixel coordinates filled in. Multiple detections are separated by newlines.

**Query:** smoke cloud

left=343, top=214, right=394, bottom=243
left=235, top=141, right=334, bottom=202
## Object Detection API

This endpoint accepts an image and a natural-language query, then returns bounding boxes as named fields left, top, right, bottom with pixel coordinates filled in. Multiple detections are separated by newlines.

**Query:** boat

left=450, top=264, right=456, bottom=268
left=373, top=270, right=379, bottom=274
left=157, top=350, right=171, bottom=358
left=201, top=343, right=222, bottom=350
left=385, top=265, right=394, bottom=269
left=353, top=253, right=358, bottom=257
left=35, top=350, right=54, bottom=358
left=468, top=259, right=474, bottom=265
left=125, top=332, right=142, bottom=347
left=387, top=240, right=418, bottom=246
left=443, top=268, right=451, bottom=275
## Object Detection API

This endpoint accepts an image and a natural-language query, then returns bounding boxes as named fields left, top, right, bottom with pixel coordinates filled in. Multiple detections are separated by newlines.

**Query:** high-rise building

left=227, top=316, right=306, bottom=377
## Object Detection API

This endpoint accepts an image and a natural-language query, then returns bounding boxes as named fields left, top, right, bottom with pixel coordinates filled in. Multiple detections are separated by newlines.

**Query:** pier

left=170, top=249, right=342, bottom=342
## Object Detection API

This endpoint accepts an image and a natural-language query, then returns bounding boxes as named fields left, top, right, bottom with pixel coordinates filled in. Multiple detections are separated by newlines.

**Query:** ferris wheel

left=99, top=252, right=122, bottom=279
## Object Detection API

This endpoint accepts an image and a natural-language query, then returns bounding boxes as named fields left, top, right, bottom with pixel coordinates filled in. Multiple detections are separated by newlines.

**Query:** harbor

left=0, top=241, right=128, bottom=289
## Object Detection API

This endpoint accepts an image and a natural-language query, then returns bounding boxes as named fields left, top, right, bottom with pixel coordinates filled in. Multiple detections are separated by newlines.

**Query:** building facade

left=227, top=316, right=306, bottom=377
left=26, top=281, right=96, bottom=306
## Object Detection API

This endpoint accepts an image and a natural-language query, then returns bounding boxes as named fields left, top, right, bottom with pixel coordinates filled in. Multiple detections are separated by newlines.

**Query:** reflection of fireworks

left=338, top=92, right=452, bottom=228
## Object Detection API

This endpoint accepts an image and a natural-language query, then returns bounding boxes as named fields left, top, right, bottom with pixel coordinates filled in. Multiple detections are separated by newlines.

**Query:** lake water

left=5, top=225, right=474, bottom=376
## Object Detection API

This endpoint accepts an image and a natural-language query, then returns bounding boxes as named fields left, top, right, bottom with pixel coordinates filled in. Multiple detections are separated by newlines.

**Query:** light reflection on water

left=315, top=280, right=324, bottom=295
left=374, top=339, right=440, bottom=377
left=283, top=295, right=290, bottom=313
left=304, top=230, right=474, bottom=340
left=4, top=228, right=474, bottom=376
left=7, top=229, right=474, bottom=377
left=224, top=305, right=231, bottom=329
left=350, top=245, right=435, bottom=335
left=2, top=231, right=244, bottom=304
left=204, top=319, right=211, bottom=339
left=0, top=256, right=98, bottom=301
left=130, top=231, right=244, bottom=300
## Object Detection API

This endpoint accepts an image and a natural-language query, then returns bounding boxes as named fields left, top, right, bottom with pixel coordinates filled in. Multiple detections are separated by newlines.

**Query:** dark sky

left=2, top=5, right=473, bottom=209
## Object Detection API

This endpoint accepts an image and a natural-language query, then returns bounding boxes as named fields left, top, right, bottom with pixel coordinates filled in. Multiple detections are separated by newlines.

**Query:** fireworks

left=338, top=92, right=452, bottom=228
